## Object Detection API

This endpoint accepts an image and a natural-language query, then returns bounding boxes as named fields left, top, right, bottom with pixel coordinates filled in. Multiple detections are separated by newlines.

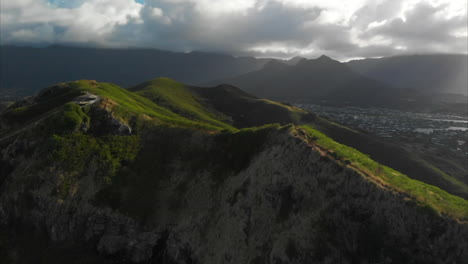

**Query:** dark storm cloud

left=1, top=0, right=466, bottom=59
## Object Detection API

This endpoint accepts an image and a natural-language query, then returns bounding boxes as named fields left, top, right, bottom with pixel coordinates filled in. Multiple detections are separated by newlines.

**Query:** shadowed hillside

left=131, top=78, right=315, bottom=128
left=0, top=45, right=269, bottom=100
left=0, top=78, right=467, bottom=263
left=218, top=55, right=421, bottom=108
left=347, top=54, right=468, bottom=96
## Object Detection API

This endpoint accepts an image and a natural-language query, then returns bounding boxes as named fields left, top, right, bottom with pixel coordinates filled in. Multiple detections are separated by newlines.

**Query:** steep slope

left=219, top=55, right=417, bottom=108
left=131, top=78, right=315, bottom=128
left=308, top=117, right=468, bottom=199
left=347, top=54, right=468, bottom=96
left=0, top=80, right=226, bottom=137
left=0, top=79, right=467, bottom=263
left=131, top=78, right=468, bottom=198
left=130, top=78, right=236, bottom=130
left=1, top=78, right=464, bottom=197
left=0, top=45, right=270, bottom=99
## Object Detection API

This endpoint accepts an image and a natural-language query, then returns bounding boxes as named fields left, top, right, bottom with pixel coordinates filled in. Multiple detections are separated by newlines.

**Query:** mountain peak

left=286, top=56, right=306, bottom=65
left=315, top=55, right=337, bottom=62
left=262, top=59, right=289, bottom=70
left=294, top=55, right=342, bottom=69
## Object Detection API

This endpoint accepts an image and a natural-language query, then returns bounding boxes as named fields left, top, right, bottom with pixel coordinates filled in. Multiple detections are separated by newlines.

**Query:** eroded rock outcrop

left=87, top=98, right=132, bottom=136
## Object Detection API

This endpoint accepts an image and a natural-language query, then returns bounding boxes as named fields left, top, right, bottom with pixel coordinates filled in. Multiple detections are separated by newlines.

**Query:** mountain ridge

left=347, top=54, right=468, bottom=96
left=0, top=45, right=271, bottom=100
left=1, top=78, right=466, bottom=198
left=216, top=55, right=411, bottom=108
left=0, top=77, right=467, bottom=263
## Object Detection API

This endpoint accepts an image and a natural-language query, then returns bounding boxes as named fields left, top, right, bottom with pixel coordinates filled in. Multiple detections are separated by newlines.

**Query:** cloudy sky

left=1, top=0, right=466, bottom=60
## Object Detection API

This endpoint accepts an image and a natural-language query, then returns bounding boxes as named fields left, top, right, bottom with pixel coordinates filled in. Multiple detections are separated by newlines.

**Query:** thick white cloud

left=1, top=0, right=142, bottom=45
left=359, top=1, right=467, bottom=54
left=1, top=0, right=466, bottom=59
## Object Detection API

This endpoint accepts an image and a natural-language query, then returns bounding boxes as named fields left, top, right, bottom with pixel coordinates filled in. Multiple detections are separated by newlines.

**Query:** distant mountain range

left=1, top=46, right=466, bottom=112
left=218, top=55, right=418, bottom=107
left=347, top=54, right=468, bottom=96
left=0, top=45, right=270, bottom=98
left=218, top=54, right=467, bottom=111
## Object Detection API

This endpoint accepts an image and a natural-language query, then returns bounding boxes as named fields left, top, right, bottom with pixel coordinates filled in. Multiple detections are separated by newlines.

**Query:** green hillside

left=307, top=116, right=468, bottom=199
left=0, top=80, right=226, bottom=135
left=1, top=78, right=466, bottom=219
left=130, top=77, right=314, bottom=129
left=130, top=78, right=235, bottom=130
left=301, top=125, right=468, bottom=220
left=1, top=77, right=467, bottom=263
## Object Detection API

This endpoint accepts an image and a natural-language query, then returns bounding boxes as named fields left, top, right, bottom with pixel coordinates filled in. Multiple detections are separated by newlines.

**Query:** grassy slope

left=131, top=78, right=312, bottom=129
left=190, top=84, right=315, bottom=128
left=418, top=158, right=468, bottom=193
left=1, top=85, right=83, bottom=127
left=2, top=78, right=466, bottom=221
left=130, top=78, right=236, bottom=130
left=309, top=116, right=468, bottom=199
left=71, top=80, right=227, bottom=131
left=301, top=125, right=468, bottom=220
left=1, top=80, right=228, bottom=135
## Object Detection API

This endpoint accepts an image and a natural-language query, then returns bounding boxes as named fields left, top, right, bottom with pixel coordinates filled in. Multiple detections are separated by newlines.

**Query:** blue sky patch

left=48, top=0, right=144, bottom=8
left=47, top=0, right=83, bottom=8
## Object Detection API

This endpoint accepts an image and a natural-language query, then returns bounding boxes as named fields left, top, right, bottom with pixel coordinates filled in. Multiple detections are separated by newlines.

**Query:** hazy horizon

left=2, top=43, right=468, bottom=62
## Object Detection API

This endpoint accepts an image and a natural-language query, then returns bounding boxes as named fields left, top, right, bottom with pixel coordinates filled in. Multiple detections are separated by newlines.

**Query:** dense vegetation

left=95, top=124, right=281, bottom=222
left=52, top=133, right=140, bottom=197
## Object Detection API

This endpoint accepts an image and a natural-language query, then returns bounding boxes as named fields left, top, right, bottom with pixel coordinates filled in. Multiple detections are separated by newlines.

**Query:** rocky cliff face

left=0, top=102, right=467, bottom=263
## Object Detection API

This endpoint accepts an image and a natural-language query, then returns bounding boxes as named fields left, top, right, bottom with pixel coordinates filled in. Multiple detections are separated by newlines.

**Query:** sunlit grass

left=70, top=80, right=230, bottom=131
left=301, top=125, right=468, bottom=220
left=131, top=77, right=236, bottom=130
